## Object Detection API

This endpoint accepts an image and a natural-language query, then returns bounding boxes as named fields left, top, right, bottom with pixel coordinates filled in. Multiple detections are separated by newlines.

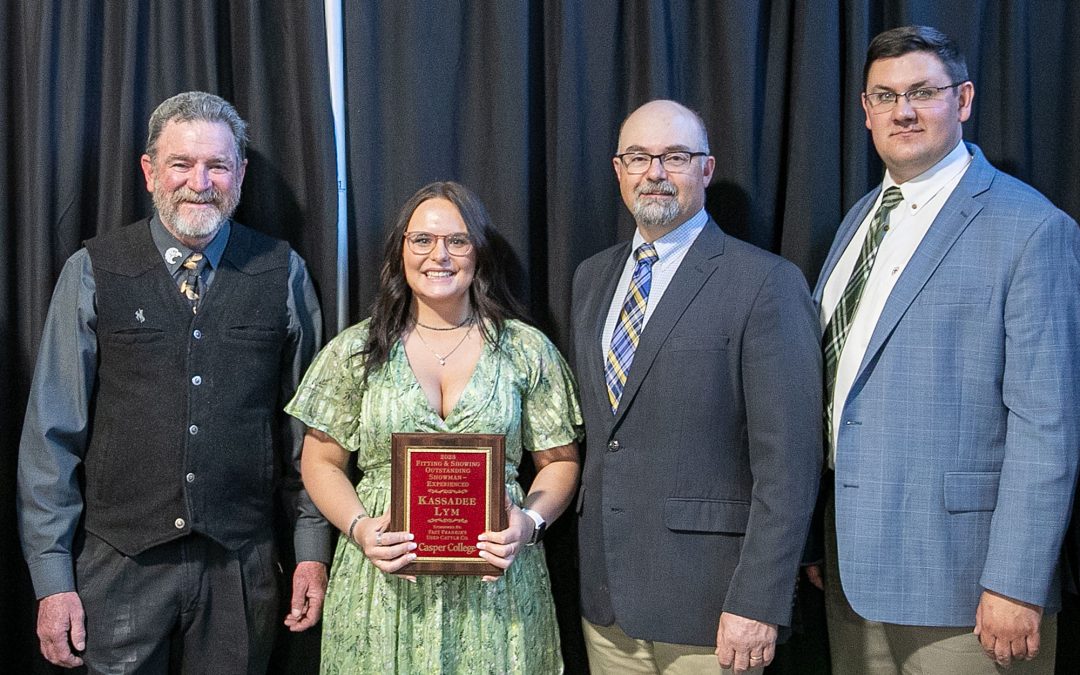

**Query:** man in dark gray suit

left=571, top=99, right=822, bottom=673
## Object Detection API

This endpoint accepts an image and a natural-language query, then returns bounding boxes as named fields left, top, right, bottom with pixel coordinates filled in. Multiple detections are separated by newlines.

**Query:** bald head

left=614, top=100, right=715, bottom=239
left=617, top=100, right=710, bottom=154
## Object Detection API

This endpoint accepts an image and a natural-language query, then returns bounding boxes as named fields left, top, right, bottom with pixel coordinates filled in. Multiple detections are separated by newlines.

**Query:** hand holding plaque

left=390, top=433, right=507, bottom=575
left=474, top=495, right=537, bottom=579
left=350, top=511, right=419, bottom=577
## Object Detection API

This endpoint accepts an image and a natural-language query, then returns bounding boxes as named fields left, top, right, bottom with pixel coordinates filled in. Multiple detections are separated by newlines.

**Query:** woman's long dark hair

left=357, top=181, right=528, bottom=381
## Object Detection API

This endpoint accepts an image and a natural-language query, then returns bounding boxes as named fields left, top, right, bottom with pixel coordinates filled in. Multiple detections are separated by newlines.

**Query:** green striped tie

left=823, top=186, right=903, bottom=456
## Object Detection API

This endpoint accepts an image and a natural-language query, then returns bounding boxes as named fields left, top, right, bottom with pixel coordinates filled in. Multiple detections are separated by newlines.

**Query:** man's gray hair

left=145, top=91, right=249, bottom=162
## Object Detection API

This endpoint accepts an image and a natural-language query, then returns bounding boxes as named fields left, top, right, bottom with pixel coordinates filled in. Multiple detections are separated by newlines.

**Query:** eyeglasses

left=615, top=151, right=708, bottom=175
left=863, top=82, right=965, bottom=114
left=403, top=232, right=474, bottom=256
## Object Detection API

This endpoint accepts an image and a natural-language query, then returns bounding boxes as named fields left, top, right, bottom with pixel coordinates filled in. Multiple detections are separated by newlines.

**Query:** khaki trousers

left=582, top=618, right=764, bottom=675
left=824, top=500, right=1056, bottom=675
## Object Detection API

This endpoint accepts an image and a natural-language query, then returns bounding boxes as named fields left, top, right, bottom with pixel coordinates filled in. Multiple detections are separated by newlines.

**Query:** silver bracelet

left=347, top=513, right=368, bottom=546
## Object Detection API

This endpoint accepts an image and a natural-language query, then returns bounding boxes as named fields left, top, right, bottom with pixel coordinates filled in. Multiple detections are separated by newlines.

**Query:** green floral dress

left=286, top=319, right=583, bottom=674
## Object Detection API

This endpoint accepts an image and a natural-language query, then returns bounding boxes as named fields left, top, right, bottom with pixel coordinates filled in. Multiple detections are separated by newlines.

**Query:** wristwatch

left=520, top=507, right=547, bottom=546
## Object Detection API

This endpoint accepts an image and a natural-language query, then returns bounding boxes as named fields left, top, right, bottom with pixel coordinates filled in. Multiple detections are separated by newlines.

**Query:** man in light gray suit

left=571, top=99, right=821, bottom=674
left=807, top=26, right=1080, bottom=673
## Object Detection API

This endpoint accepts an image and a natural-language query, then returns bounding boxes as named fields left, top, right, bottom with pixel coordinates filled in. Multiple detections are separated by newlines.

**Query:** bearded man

left=18, top=91, right=332, bottom=673
left=570, top=99, right=822, bottom=674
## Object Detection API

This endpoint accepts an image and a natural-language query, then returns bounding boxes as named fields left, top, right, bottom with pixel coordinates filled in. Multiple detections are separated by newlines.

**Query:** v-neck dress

left=286, top=318, right=583, bottom=674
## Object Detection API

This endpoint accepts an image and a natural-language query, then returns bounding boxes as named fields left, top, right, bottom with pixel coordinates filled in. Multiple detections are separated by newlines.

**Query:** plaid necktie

left=822, top=186, right=903, bottom=454
left=179, top=252, right=204, bottom=314
left=605, top=242, right=659, bottom=414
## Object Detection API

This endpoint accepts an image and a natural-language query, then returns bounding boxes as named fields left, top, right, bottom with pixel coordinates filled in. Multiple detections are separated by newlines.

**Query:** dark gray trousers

left=75, top=531, right=280, bottom=674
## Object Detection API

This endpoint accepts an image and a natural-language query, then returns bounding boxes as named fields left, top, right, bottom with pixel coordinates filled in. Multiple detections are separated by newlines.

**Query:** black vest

left=84, top=220, right=290, bottom=556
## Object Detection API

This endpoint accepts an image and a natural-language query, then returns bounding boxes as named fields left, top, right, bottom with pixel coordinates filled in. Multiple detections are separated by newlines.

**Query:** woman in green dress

left=287, top=181, right=582, bottom=674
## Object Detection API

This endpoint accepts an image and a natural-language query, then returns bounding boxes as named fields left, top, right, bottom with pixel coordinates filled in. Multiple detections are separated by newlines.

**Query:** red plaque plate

left=390, top=433, right=507, bottom=575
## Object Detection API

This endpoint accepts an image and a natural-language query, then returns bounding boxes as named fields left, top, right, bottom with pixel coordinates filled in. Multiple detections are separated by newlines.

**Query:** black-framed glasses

left=863, top=82, right=965, bottom=114
left=615, top=151, right=708, bottom=174
left=403, top=231, right=474, bottom=256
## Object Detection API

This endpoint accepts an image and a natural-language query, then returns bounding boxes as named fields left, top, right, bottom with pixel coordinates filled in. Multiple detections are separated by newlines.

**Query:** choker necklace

left=414, top=314, right=473, bottom=331
left=414, top=324, right=473, bottom=366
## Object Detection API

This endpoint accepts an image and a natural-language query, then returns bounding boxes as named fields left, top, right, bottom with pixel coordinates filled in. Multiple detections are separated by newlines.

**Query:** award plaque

left=390, top=433, right=507, bottom=575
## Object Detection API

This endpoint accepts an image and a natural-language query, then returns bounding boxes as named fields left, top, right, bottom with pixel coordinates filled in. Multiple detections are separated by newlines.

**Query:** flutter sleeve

left=285, top=320, right=372, bottom=452
left=516, top=324, right=584, bottom=453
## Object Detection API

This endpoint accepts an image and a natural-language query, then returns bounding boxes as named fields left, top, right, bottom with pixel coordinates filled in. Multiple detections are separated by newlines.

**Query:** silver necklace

left=413, top=314, right=473, bottom=331
left=414, top=324, right=473, bottom=366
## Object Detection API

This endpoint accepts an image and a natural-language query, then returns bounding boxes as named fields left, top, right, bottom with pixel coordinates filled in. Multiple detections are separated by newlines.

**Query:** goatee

left=632, top=180, right=680, bottom=230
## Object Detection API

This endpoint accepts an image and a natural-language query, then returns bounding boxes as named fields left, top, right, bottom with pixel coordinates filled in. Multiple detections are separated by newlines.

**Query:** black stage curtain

left=4, top=1, right=1079, bottom=673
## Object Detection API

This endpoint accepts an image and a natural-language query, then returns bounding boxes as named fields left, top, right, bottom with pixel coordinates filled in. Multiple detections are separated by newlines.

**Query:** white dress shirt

left=821, top=140, right=972, bottom=465
left=600, top=209, right=708, bottom=361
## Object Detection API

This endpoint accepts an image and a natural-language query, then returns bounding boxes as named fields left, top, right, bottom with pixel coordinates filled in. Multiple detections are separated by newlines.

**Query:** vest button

left=191, top=375, right=202, bottom=386
left=174, top=518, right=186, bottom=529
left=193, top=329, right=203, bottom=339
left=189, top=425, right=199, bottom=435
left=186, top=473, right=195, bottom=483
left=608, top=439, right=620, bottom=452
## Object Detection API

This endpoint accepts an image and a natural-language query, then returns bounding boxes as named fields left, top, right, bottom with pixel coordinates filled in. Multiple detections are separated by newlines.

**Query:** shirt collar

left=631, top=208, right=708, bottom=262
left=151, top=214, right=230, bottom=275
left=882, top=140, right=972, bottom=212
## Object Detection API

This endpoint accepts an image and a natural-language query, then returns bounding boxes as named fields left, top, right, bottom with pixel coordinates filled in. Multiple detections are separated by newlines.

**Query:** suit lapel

left=813, top=190, right=879, bottom=305
left=613, top=221, right=725, bottom=427
left=853, top=146, right=995, bottom=387
left=583, top=243, right=630, bottom=426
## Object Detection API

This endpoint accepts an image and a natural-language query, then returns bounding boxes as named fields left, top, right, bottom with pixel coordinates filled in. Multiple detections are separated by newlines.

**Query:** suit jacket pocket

left=664, top=498, right=749, bottom=533
left=944, top=471, right=1000, bottom=513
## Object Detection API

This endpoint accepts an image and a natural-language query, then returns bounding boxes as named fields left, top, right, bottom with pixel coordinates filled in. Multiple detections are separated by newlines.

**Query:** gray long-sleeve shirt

left=18, top=216, right=334, bottom=599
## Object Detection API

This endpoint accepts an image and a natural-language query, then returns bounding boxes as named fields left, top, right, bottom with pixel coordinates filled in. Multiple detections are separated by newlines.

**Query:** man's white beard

left=154, top=181, right=241, bottom=239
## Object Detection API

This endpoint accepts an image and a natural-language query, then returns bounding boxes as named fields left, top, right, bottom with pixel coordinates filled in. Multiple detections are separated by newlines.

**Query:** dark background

left=3, top=1, right=1078, bottom=672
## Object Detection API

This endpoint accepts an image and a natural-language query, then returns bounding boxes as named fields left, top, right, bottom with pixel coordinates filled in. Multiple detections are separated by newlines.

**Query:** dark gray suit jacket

left=572, top=219, right=822, bottom=646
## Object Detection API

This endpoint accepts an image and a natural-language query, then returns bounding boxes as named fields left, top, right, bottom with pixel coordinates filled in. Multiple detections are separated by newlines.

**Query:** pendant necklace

left=414, top=323, right=473, bottom=366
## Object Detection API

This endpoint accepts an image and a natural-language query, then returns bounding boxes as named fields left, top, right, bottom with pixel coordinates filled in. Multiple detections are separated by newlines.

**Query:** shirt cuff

left=293, top=521, right=335, bottom=565
left=27, top=555, right=77, bottom=599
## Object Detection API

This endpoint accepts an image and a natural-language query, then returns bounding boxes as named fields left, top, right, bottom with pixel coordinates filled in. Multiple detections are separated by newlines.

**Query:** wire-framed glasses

left=403, top=232, right=474, bottom=256
left=863, top=83, right=965, bottom=114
